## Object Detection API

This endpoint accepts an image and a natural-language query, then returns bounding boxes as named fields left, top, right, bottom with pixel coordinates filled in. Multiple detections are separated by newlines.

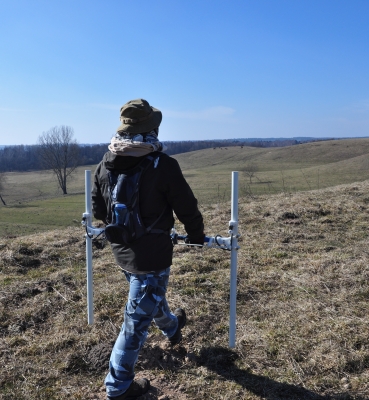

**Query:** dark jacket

left=92, top=151, right=204, bottom=273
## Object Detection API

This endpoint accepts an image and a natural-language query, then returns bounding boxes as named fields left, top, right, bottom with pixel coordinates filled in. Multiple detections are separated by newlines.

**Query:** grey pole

left=84, top=170, right=94, bottom=324
left=229, top=171, right=239, bottom=348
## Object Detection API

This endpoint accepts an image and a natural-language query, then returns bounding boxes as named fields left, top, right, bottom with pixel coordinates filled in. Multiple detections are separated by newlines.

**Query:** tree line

left=0, top=139, right=301, bottom=173
left=0, top=143, right=107, bottom=172
left=0, top=125, right=307, bottom=202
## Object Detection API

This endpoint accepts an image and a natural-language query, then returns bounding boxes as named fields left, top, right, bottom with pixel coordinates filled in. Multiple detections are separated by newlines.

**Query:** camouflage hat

left=116, top=99, right=162, bottom=134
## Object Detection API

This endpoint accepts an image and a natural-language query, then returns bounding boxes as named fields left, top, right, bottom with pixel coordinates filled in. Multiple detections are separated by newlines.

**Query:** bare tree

left=38, top=126, right=80, bottom=194
left=0, top=172, right=6, bottom=205
left=241, top=162, right=258, bottom=183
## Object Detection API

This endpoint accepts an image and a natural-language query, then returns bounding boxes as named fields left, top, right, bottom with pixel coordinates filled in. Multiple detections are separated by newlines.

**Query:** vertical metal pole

left=229, top=171, right=239, bottom=348
left=85, top=170, right=94, bottom=324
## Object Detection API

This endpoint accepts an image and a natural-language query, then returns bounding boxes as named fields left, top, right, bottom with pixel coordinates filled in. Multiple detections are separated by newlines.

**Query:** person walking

left=92, top=99, right=205, bottom=400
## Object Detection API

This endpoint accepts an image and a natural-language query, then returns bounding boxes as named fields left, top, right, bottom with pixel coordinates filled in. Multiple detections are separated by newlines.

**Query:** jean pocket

left=133, top=284, right=158, bottom=317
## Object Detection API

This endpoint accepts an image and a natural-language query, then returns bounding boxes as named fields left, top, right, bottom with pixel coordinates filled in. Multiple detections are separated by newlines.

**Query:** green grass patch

left=0, top=195, right=84, bottom=237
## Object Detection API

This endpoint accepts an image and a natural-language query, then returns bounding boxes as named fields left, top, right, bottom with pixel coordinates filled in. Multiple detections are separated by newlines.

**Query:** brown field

left=1, top=178, right=369, bottom=399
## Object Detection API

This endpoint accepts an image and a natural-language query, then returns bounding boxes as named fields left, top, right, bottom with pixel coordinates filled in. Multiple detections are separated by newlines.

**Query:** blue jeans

left=105, top=267, right=178, bottom=398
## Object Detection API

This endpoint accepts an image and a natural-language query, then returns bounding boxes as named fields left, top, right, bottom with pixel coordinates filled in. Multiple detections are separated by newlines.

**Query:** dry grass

left=1, top=180, right=369, bottom=399
left=173, top=138, right=369, bottom=203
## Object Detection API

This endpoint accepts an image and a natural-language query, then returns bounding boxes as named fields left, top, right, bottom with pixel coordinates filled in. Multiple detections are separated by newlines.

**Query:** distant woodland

left=0, top=138, right=303, bottom=172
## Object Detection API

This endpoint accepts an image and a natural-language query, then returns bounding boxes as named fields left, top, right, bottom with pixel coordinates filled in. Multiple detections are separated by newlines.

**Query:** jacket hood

left=102, top=151, right=145, bottom=171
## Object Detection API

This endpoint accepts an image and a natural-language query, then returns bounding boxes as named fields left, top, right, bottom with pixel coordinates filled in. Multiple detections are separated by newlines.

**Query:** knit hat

left=116, top=99, right=162, bottom=135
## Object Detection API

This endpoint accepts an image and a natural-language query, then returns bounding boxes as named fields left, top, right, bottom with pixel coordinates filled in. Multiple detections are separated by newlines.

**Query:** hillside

left=173, top=138, right=369, bottom=204
left=174, top=138, right=369, bottom=171
left=2, top=138, right=369, bottom=237
left=1, top=180, right=369, bottom=399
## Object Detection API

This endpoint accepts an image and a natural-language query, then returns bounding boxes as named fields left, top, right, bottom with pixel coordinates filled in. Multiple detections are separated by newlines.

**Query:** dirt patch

left=280, top=211, right=300, bottom=220
left=87, top=342, right=115, bottom=372
left=1, top=280, right=54, bottom=307
left=86, top=337, right=192, bottom=400
left=87, top=374, right=189, bottom=400
left=86, top=336, right=190, bottom=376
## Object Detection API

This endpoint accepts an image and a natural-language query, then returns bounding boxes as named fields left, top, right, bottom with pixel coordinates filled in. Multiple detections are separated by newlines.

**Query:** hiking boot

left=107, top=378, right=150, bottom=400
left=169, top=308, right=187, bottom=345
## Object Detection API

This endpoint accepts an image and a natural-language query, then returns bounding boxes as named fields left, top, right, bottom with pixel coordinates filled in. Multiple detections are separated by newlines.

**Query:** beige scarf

left=108, top=136, right=167, bottom=157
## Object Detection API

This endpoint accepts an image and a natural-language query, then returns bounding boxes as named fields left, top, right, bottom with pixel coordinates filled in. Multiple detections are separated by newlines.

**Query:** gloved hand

left=184, top=233, right=205, bottom=247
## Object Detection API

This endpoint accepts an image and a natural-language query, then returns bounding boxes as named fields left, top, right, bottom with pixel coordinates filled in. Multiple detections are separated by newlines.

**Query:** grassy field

left=2, top=138, right=369, bottom=237
left=1, top=180, right=369, bottom=399
left=3, top=164, right=93, bottom=203
left=0, top=165, right=94, bottom=237
left=0, top=196, right=84, bottom=237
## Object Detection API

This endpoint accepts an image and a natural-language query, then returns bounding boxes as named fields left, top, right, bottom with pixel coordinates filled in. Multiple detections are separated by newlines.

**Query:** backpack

left=104, top=154, right=167, bottom=245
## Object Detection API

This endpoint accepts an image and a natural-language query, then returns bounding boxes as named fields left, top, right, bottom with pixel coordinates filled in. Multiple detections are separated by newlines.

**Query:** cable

left=215, top=234, right=231, bottom=251
left=85, top=225, right=93, bottom=239
left=215, top=235, right=222, bottom=246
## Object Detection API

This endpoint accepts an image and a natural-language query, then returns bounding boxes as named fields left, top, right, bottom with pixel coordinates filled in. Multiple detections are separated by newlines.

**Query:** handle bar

left=81, top=222, right=238, bottom=251
left=171, top=232, right=237, bottom=251
left=175, top=234, right=210, bottom=242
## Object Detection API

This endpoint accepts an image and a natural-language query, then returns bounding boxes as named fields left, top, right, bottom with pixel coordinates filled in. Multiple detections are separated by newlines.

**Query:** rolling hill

left=173, top=138, right=369, bottom=204
left=2, top=137, right=369, bottom=237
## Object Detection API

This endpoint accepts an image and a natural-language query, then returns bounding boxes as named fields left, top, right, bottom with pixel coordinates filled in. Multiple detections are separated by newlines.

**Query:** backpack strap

left=138, top=154, right=169, bottom=235
left=145, top=205, right=169, bottom=235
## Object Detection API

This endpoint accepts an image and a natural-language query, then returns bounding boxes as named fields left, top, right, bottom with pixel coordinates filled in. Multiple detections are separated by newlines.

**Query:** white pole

left=229, top=171, right=239, bottom=348
left=85, top=170, right=94, bottom=324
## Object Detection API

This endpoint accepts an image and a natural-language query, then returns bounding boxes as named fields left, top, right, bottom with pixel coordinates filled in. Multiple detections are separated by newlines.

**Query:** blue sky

left=0, top=0, right=368, bottom=145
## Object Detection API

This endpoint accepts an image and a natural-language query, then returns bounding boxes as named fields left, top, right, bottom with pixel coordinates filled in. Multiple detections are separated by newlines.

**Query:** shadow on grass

left=7, top=204, right=39, bottom=208
left=196, top=346, right=362, bottom=400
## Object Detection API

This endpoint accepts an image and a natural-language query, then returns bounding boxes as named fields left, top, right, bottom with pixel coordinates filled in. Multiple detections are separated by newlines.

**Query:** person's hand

left=184, top=233, right=205, bottom=247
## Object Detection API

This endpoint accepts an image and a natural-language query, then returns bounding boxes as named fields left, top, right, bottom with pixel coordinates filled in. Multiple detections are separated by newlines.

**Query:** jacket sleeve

left=91, top=162, right=108, bottom=222
left=161, top=157, right=204, bottom=238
